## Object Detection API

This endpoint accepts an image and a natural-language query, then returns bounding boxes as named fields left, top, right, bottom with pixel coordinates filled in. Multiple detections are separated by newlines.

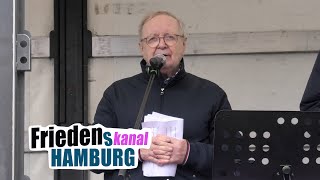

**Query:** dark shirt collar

left=140, top=58, right=185, bottom=75
left=140, top=58, right=187, bottom=86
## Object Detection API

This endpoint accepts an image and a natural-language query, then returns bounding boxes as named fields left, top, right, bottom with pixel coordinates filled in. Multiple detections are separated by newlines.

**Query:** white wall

left=88, top=0, right=320, bottom=35
left=25, top=0, right=54, bottom=179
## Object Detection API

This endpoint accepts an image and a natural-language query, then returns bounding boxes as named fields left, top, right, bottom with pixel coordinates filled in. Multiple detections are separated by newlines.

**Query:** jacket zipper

left=160, top=88, right=165, bottom=96
left=160, top=87, right=165, bottom=113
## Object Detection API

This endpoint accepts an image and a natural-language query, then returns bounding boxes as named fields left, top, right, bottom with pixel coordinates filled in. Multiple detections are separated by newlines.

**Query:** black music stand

left=213, top=110, right=320, bottom=180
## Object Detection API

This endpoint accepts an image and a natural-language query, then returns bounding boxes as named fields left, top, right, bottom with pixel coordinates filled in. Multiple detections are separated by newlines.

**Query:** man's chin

left=160, top=65, right=179, bottom=77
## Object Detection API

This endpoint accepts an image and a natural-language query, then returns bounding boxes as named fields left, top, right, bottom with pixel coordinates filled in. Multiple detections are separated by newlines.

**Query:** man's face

left=139, top=15, right=186, bottom=76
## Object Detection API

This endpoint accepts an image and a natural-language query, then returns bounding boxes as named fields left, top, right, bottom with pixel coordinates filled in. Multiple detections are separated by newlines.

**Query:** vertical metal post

left=51, top=0, right=91, bottom=179
left=15, top=0, right=23, bottom=177
left=0, top=0, right=29, bottom=179
left=0, top=1, right=14, bottom=180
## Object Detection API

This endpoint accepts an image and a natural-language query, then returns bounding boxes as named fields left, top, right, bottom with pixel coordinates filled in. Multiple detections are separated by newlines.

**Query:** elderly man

left=93, top=11, right=231, bottom=179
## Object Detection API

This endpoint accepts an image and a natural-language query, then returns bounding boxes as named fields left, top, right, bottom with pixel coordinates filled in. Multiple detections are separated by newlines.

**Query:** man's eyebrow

left=147, top=33, right=159, bottom=37
left=146, top=33, right=177, bottom=37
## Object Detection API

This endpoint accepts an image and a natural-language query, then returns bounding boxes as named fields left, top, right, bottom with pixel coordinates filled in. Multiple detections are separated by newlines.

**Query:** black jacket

left=300, top=53, right=320, bottom=111
left=93, top=59, right=231, bottom=179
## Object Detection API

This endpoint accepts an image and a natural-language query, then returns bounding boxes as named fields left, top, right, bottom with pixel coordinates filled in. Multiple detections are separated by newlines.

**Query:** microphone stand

left=118, top=68, right=159, bottom=179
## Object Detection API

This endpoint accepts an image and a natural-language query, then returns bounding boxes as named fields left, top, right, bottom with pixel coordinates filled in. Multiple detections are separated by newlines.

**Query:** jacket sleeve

left=300, top=52, right=320, bottom=111
left=184, top=90, right=231, bottom=176
left=91, top=84, right=118, bottom=175
left=94, top=84, right=118, bottom=127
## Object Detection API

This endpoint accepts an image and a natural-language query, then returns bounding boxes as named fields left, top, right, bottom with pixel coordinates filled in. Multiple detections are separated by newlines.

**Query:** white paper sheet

left=141, top=112, right=184, bottom=177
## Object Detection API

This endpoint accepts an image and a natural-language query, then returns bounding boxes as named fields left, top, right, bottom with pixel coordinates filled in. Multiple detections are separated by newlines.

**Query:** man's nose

left=157, top=37, right=167, bottom=49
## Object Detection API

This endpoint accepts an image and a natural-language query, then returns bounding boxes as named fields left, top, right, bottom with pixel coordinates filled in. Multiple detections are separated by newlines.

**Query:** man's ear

left=182, top=38, right=187, bottom=51
left=139, top=42, right=143, bottom=54
left=183, top=37, right=187, bottom=46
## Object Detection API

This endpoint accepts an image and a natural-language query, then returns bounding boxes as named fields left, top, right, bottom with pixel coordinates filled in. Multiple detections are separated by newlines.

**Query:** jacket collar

left=140, top=58, right=187, bottom=86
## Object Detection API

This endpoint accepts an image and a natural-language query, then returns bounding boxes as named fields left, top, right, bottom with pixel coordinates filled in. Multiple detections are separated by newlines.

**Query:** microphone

left=146, top=54, right=166, bottom=76
left=150, top=54, right=166, bottom=70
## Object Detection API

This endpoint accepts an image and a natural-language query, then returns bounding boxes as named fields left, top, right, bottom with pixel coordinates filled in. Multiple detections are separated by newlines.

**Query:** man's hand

left=164, top=136, right=188, bottom=165
left=139, top=135, right=188, bottom=166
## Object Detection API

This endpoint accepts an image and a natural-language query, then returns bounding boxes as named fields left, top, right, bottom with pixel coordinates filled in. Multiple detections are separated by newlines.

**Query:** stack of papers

left=141, top=112, right=184, bottom=177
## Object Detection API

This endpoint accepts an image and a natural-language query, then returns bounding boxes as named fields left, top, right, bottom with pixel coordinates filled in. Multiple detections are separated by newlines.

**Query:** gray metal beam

left=91, top=31, right=320, bottom=57
left=31, top=30, right=320, bottom=58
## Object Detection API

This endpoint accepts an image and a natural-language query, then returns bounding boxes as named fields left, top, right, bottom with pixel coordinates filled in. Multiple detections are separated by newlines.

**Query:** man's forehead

left=142, top=15, right=180, bottom=34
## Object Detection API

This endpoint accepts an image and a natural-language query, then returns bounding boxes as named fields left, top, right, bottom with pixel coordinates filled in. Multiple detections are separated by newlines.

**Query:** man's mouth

left=155, top=52, right=170, bottom=57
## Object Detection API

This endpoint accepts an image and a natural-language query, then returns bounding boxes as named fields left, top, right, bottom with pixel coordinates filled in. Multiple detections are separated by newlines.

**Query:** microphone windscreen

left=150, top=54, right=166, bottom=69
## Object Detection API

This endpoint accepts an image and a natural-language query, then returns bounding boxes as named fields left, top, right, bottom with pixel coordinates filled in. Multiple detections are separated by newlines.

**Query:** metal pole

left=0, top=0, right=30, bottom=179
left=0, top=0, right=14, bottom=179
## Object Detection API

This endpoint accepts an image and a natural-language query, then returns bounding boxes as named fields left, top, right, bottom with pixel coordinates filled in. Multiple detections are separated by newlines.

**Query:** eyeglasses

left=141, top=34, right=184, bottom=48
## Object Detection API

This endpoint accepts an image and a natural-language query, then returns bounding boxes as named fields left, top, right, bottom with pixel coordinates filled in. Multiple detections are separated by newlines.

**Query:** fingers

left=141, top=135, right=188, bottom=166
left=152, top=135, right=172, bottom=146
left=154, top=154, right=170, bottom=160
left=139, top=148, right=156, bottom=161
left=152, top=144, right=173, bottom=152
left=166, top=138, right=188, bottom=164
left=151, top=135, right=173, bottom=152
left=152, top=149, right=172, bottom=156
left=139, top=148, right=170, bottom=165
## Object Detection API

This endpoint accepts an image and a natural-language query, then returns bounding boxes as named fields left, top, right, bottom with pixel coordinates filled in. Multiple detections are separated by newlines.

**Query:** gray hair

left=138, top=11, right=185, bottom=39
